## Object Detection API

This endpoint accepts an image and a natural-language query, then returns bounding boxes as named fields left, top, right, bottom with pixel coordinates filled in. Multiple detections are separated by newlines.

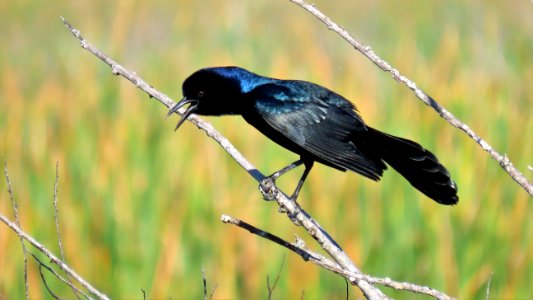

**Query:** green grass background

left=1, top=0, right=532, bottom=299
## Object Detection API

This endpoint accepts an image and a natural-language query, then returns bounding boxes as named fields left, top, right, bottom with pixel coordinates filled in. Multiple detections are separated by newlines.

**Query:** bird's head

left=167, top=66, right=267, bottom=130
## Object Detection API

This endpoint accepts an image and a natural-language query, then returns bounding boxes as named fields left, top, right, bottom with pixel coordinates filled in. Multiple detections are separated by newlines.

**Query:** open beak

left=166, top=97, right=199, bottom=131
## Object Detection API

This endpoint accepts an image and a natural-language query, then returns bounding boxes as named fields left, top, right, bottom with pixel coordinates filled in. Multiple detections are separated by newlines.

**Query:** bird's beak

left=166, top=97, right=199, bottom=131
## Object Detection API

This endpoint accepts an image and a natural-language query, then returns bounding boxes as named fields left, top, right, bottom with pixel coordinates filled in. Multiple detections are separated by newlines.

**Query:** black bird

left=168, top=66, right=458, bottom=205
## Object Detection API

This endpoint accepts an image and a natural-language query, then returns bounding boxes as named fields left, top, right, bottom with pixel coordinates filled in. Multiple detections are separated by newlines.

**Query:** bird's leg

left=290, top=160, right=314, bottom=201
left=269, top=159, right=304, bottom=180
left=264, top=159, right=314, bottom=201
left=261, top=160, right=304, bottom=202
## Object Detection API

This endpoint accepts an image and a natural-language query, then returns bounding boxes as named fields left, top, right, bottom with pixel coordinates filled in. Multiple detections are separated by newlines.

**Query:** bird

left=167, top=66, right=458, bottom=205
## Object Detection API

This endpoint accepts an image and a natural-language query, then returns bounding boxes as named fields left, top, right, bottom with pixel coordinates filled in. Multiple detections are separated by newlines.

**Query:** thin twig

left=52, top=162, right=80, bottom=300
left=485, top=272, right=493, bottom=300
left=202, top=268, right=207, bottom=300
left=53, top=162, right=65, bottom=261
left=210, top=283, right=218, bottom=300
left=266, top=255, right=285, bottom=300
left=30, top=252, right=91, bottom=300
left=345, top=279, right=349, bottom=300
left=4, top=161, right=29, bottom=300
left=289, top=0, right=533, bottom=198
left=0, top=214, right=109, bottom=300
left=37, top=264, right=61, bottom=300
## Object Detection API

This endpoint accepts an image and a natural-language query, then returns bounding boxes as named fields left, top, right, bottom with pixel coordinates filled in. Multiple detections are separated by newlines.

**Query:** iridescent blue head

left=167, top=66, right=274, bottom=130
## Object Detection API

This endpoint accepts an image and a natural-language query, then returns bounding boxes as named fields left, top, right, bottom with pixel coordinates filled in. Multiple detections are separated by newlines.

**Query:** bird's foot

left=260, top=176, right=301, bottom=225
left=259, top=176, right=278, bottom=201
left=260, top=175, right=300, bottom=204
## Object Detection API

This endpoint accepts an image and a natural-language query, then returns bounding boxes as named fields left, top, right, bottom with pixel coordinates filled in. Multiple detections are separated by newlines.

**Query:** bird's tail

left=360, top=127, right=458, bottom=205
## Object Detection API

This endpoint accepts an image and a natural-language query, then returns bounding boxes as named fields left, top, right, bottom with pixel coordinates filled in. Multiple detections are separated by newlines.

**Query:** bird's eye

left=197, top=91, right=205, bottom=98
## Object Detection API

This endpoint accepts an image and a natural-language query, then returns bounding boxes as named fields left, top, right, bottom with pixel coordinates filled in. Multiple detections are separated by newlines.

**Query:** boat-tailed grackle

left=168, top=66, right=458, bottom=205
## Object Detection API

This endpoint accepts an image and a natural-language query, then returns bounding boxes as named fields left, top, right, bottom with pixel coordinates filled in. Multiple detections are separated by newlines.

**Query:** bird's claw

left=259, top=176, right=277, bottom=201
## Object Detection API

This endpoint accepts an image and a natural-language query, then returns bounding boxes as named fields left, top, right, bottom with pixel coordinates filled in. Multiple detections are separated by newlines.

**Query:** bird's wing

left=248, top=82, right=385, bottom=179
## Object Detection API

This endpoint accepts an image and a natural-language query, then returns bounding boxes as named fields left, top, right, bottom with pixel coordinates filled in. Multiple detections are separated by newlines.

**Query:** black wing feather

left=246, top=82, right=386, bottom=180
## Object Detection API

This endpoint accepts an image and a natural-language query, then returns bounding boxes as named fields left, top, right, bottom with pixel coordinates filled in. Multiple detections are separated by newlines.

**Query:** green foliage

left=0, top=0, right=531, bottom=299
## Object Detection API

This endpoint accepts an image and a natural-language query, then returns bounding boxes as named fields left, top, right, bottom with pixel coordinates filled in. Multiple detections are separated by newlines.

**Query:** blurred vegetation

left=0, top=0, right=532, bottom=299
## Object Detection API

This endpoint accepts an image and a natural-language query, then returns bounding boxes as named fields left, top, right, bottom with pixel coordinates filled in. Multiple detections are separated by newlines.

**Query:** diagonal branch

left=222, top=214, right=455, bottom=300
left=221, top=215, right=317, bottom=262
left=289, top=0, right=533, bottom=198
left=60, top=17, right=388, bottom=299
left=0, top=214, right=110, bottom=300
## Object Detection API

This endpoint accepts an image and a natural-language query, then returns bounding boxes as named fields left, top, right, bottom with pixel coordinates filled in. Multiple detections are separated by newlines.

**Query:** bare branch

left=221, top=215, right=316, bottom=262
left=4, top=161, right=29, bottom=300
left=222, top=214, right=455, bottom=300
left=0, top=214, right=110, bottom=300
left=201, top=268, right=217, bottom=300
left=289, top=0, right=533, bottom=198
